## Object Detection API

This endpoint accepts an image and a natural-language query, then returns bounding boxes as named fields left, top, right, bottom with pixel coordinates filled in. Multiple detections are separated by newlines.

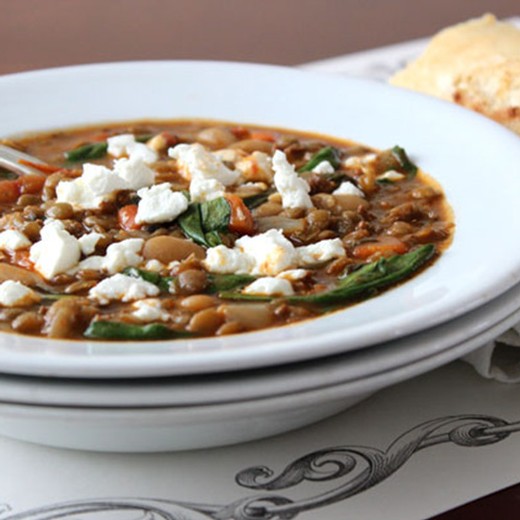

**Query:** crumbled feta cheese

left=311, top=161, right=335, bottom=174
left=169, top=143, right=241, bottom=186
left=102, top=238, right=144, bottom=274
left=205, top=231, right=345, bottom=277
left=0, top=230, right=31, bottom=251
left=107, top=134, right=135, bottom=157
left=74, top=238, right=145, bottom=275
left=242, top=181, right=269, bottom=191
left=132, top=299, right=169, bottom=322
left=135, top=183, right=189, bottom=225
left=56, top=164, right=128, bottom=210
left=189, top=176, right=226, bottom=203
left=296, top=238, right=346, bottom=266
left=113, top=157, right=156, bottom=190
left=78, top=232, right=103, bottom=256
left=342, top=153, right=377, bottom=170
left=55, top=179, right=93, bottom=209
left=204, top=245, right=253, bottom=275
left=377, top=170, right=405, bottom=182
left=236, top=151, right=274, bottom=183
left=272, top=150, right=313, bottom=209
left=56, top=155, right=155, bottom=211
left=145, top=259, right=165, bottom=272
left=81, top=163, right=128, bottom=194
left=30, top=220, right=81, bottom=279
left=213, top=148, right=246, bottom=163
left=0, top=281, right=40, bottom=307
left=205, top=229, right=298, bottom=276
left=242, top=277, right=294, bottom=296
left=276, top=269, right=309, bottom=281
left=89, top=273, right=160, bottom=305
left=107, top=134, right=158, bottom=164
left=76, top=255, right=104, bottom=272
left=236, top=229, right=298, bottom=276
left=126, top=143, right=158, bottom=164
left=333, top=181, right=365, bottom=198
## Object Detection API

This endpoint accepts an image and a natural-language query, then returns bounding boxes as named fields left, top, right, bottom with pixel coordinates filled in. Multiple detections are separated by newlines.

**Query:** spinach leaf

left=65, top=142, right=108, bottom=162
left=40, top=294, right=68, bottom=301
left=220, top=245, right=435, bottom=305
left=288, top=244, right=435, bottom=306
left=324, top=171, right=348, bottom=183
left=391, top=146, right=418, bottom=178
left=178, top=204, right=209, bottom=246
left=208, top=273, right=256, bottom=293
left=64, top=134, right=153, bottom=163
left=205, top=230, right=225, bottom=247
left=375, top=176, right=398, bottom=186
left=124, top=265, right=255, bottom=295
left=200, top=197, right=231, bottom=232
left=376, top=146, right=418, bottom=179
left=123, top=267, right=174, bottom=292
left=243, top=192, right=271, bottom=209
left=0, top=168, right=18, bottom=180
left=179, top=197, right=231, bottom=247
left=217, top=291, right=272, bottom=302
left=298, top=146, right=341, bottom=173
left=135, top=134, right=153, bottom=143
left=84, top=321, right=184, bottom=340
left=321, top=170, right=356, bottom=189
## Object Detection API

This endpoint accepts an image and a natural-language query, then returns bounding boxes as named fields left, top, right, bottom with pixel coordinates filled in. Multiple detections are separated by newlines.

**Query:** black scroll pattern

left=2, top=414, right=519, bottom=520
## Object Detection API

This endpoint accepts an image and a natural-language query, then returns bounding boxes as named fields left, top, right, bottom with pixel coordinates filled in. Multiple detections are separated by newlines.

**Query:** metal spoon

left=0, top=143, right=47, bottom=176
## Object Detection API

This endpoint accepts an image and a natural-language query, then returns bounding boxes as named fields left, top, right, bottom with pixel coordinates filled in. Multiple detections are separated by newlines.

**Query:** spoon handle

left=0, top=144, right=47, bottom=176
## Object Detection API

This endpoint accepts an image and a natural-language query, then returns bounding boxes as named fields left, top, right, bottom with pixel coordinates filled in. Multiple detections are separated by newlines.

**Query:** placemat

left=3, top=22, right=520, bottom=519
left=1, top=362, right=520, bottom=519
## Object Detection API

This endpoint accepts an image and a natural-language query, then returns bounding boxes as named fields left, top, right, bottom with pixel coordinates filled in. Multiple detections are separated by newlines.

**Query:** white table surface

left=1, top=362, right=520, bottom=520
left=2, top=28, right=520, bottom=519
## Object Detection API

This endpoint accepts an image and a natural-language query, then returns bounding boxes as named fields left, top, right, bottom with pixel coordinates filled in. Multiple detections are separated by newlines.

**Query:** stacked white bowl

left=1, top=62, right=519, bottom=452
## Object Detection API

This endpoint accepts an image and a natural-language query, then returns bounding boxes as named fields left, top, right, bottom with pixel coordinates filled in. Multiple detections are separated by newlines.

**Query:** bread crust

left=390, top=14, right=520, bottom=135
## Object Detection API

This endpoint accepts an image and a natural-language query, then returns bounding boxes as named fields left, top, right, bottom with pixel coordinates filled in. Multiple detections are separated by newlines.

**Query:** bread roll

left=390, top=14, right=520, bottom=135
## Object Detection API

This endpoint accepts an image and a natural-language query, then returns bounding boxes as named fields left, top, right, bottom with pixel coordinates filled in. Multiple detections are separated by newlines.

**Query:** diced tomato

left=18, top=159, right=62, bottom=175
left=225, top=194, right=255, bottom=235
left=91, top=132, right=111, bottom=142
left=250, top=160, right=259, bottom=176
left=250, top=131, right=276, bottom=142
left=118, top=204, right=140, bottom=231
left=159, top=131, right=179, bottom=148
left=230, top=127, right=251, bottom=140
left=0, top=180, right=21, bottom=203
left=19, top=175, right=47, bottom=194
left=352, top=239, right=409, bottom=260
left=11, top=250, right=33, bottom=269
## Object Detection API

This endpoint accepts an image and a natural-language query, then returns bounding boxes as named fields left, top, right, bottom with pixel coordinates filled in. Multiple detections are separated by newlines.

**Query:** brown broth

left=0, top=120, right=454, bottom=341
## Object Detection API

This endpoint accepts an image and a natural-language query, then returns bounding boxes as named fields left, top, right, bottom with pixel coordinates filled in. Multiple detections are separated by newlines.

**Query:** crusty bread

left=390, top=14, right=520, bottom=135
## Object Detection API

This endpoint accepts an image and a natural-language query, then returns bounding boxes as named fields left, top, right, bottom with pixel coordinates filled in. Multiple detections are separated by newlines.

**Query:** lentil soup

left=0, top=120, right=453, bottom=341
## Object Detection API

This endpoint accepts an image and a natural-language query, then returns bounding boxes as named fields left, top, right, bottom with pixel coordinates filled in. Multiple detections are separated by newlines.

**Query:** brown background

left=2, top=2, right=520, bottom=518
left=1, top=0, right=518, bottom=75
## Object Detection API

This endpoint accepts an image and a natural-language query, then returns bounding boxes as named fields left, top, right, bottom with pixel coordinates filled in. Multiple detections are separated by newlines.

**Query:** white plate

left=0, top=308, right=518, bottom=453
left=1, top=61, right=520, bottom=378
left=1, top=279, right=519, bottom=408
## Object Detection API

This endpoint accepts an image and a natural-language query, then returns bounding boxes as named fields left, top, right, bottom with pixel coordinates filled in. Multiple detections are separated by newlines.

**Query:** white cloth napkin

left=301, top=17, right=520, bottom=383
left=462, top=325, right=520, bottom=382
